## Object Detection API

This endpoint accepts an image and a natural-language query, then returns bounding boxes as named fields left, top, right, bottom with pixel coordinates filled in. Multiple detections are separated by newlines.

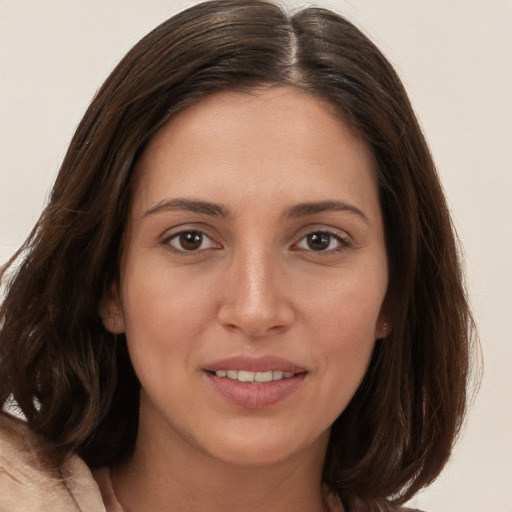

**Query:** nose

left=217, top=247, right=295, bottom=337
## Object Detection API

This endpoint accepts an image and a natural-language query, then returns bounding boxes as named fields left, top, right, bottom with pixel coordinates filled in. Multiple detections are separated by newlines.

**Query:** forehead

left=130, top=86, right=378, bottom=217
left=142, top=87, right=367, bottom=157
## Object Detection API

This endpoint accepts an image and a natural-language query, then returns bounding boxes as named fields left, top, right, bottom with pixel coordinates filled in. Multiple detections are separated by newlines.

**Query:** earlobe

left=99, top=284, right=126, bottom=334
left=376, top=290, right=393, bottom=340
left=375, top=317, right=392, bottom=340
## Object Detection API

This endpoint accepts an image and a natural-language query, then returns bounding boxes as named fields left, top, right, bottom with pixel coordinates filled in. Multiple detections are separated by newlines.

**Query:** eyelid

left=291, top=226, right=353, bottom=253
left=160, top=224, right=223, bottom=253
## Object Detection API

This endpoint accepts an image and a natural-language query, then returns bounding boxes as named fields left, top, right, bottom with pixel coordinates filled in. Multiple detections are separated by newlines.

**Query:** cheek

left=313, top=297, right=379, bottom=422
left=120, top=259, right=218, bottom=342
left=119, top=268, right=204, bottom=394
left=303, top=270, right=386, bottom=336
left=302, top=270, right=385, bottom=386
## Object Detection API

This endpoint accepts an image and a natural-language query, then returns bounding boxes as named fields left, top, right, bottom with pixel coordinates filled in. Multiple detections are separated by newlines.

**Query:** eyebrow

left=286, top=200, right=369, bottom=223
left=144, top=198, right=368, bottom=223
left=144, top=198, right=230, bottom=218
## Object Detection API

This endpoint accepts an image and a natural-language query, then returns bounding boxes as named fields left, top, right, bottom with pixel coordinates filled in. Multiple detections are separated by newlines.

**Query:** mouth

left=203, top=356, right=307, bottom=409
left=208, top=369, right=299, bottom=383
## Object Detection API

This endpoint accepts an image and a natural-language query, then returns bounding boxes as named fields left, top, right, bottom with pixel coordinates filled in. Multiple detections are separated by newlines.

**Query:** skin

left=103, top=86, right=390, bottom=512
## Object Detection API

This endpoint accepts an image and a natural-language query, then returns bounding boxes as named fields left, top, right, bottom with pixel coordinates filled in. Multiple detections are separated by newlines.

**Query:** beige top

left=0, top=412, right=105, bottom=511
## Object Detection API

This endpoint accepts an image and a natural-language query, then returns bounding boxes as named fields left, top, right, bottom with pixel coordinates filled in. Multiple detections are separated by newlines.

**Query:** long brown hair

left=0, top=1, right=475, bottom=508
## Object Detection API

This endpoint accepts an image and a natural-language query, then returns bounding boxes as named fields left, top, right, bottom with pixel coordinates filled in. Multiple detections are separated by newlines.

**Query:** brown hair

left=0, top=0, right=475, bottom=508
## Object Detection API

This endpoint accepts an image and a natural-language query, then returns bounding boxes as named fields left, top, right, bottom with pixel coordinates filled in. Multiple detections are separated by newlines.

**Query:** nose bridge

left=240, top=245, right=276, bottom=310
left=218, top=241, right=293, bottom=335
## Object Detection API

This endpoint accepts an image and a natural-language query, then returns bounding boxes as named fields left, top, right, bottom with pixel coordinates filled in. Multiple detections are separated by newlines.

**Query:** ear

left=375, top=315, right=392, bottom=340
left=99, top=283, right=126, bottom=334
left=375, top=288, right=394, bottom=340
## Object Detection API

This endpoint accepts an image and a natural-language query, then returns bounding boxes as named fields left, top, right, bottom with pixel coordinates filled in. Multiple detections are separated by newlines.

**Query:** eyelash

left=161, top=228, right=351, bottom=255
left=162, top=230, right=220, bottom=254
left=293, top=229, right=351, bottom=253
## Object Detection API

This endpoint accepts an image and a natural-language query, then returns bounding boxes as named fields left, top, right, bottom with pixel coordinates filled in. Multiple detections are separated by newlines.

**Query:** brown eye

left=306, top=232, right=332, bottom=251
left=295, top=230, right=349, bottom=253
left=168, top=231, right=214, bottom=252
left=179, top=232, right=203, bottom=250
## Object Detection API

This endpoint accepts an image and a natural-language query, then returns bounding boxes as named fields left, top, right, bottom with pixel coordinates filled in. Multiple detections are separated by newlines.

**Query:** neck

left=111, top=401, right=329, bottom=512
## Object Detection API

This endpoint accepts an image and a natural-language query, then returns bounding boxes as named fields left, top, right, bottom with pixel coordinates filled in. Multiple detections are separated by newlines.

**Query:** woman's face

left=106, top=87, right=389, bottom=467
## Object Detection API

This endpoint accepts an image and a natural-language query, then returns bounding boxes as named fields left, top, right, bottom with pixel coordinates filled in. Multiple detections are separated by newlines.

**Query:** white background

left=1, top=1, right=511, bottom=510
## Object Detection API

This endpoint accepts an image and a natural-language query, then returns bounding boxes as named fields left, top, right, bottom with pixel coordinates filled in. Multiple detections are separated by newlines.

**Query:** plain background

left=1, top=1, right=511, bottom=510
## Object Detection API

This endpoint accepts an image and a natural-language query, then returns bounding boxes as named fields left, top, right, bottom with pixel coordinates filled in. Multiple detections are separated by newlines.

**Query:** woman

left=0, top=1, right=474, bottom=510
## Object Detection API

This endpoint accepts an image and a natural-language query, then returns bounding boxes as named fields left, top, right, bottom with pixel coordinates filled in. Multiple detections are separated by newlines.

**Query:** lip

left=204, top=355, right=306, bottom=373
left=203, top=355, right=307, bottom=409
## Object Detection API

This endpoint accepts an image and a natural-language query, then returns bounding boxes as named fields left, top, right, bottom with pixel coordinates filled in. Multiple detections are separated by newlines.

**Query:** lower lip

left=205, top=372, right=306, bottom=409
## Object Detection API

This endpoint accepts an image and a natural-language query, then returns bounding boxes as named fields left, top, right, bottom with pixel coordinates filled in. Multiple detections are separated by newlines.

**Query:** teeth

left=214, top=370, right=297, bottom=382
left=254, top=371, right=273, bottom=383
left=237, top=370, right=254, bottom=382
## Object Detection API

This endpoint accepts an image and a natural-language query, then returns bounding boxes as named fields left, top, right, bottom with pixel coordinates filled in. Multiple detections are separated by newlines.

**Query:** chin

left=202, top=425, right=329, bottom=469
left=210, top=443, right=299, bottom=468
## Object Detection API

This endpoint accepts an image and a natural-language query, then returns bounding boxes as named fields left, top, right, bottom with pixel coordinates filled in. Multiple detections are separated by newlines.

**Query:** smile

left=213, top=370, right=297, bottom=382
left=204, top=356, right=307, bottom=408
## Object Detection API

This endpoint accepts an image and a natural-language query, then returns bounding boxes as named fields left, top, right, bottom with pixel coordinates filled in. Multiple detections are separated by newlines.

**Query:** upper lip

left=204, top=355, right=306, bottom=373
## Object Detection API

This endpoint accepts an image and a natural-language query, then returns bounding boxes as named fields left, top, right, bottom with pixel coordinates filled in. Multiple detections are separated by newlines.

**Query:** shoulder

left=0, top=411, right=105, bottom=511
